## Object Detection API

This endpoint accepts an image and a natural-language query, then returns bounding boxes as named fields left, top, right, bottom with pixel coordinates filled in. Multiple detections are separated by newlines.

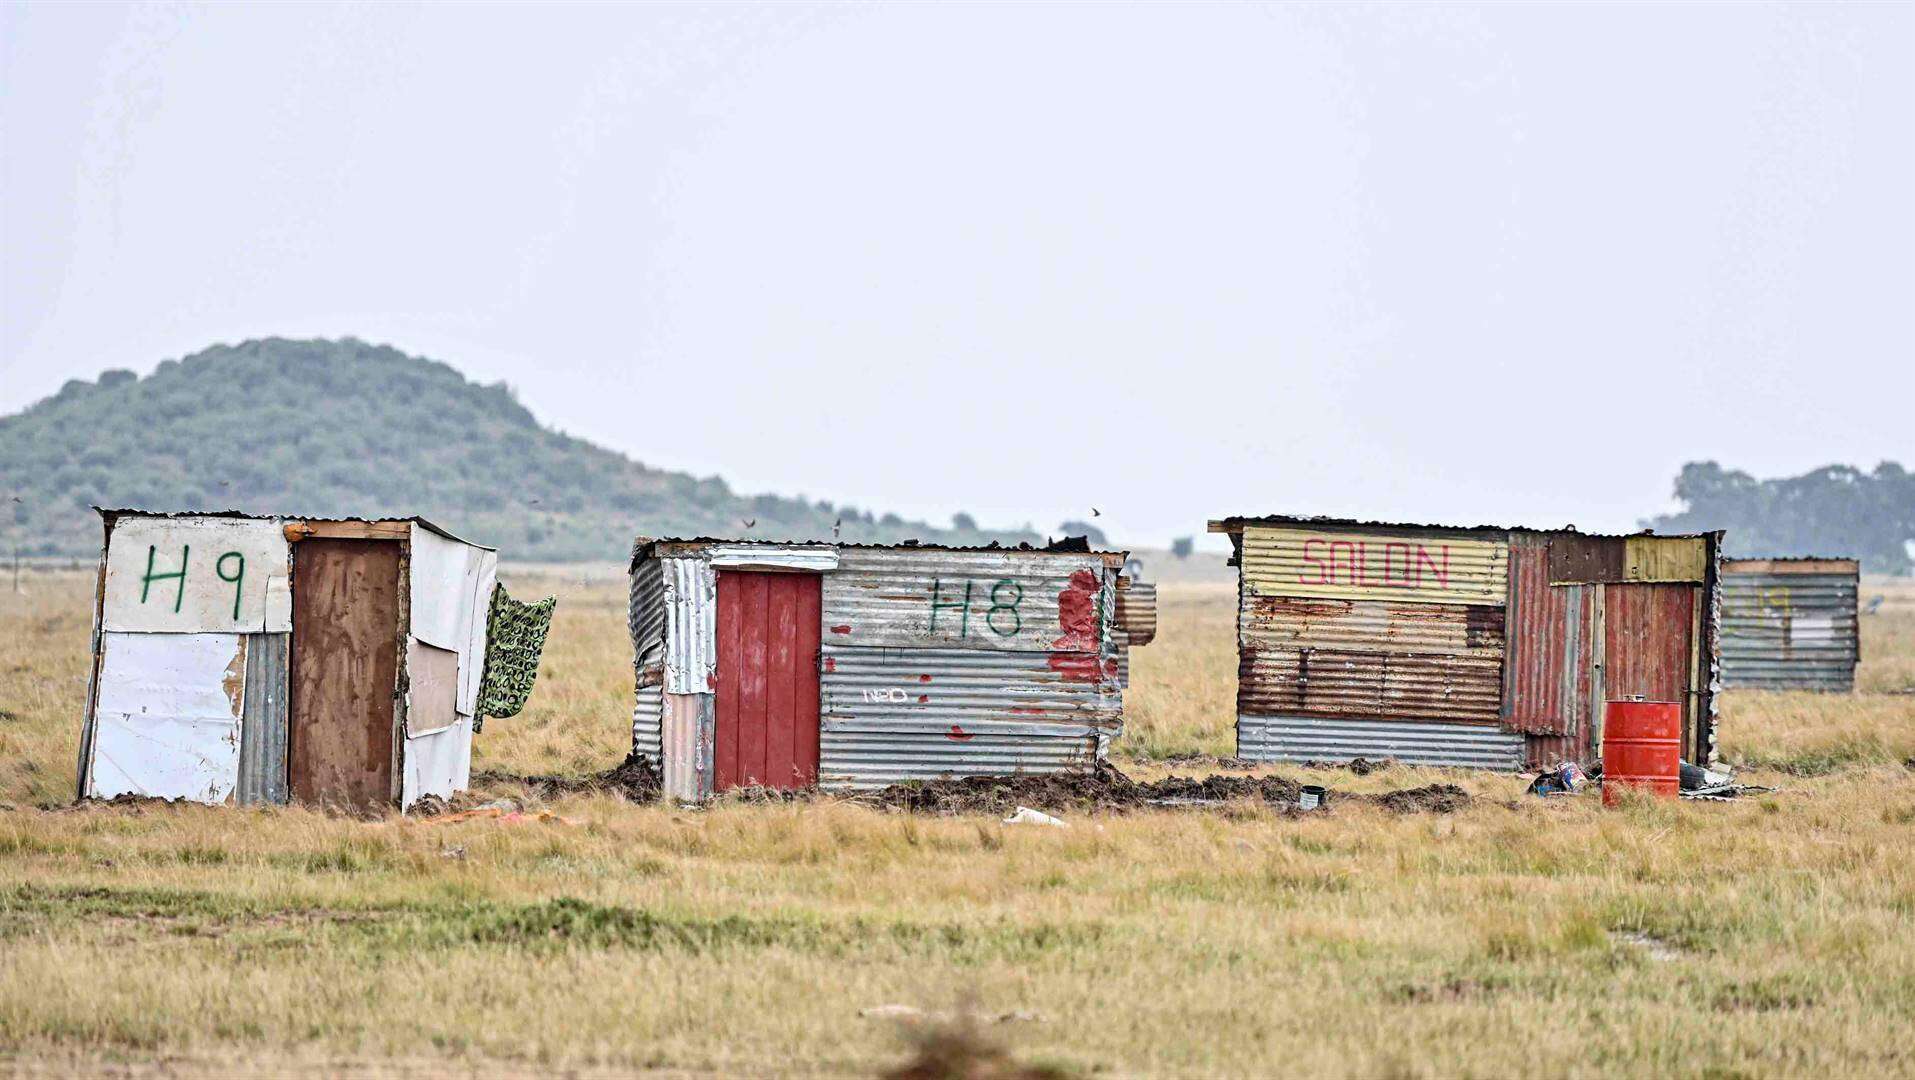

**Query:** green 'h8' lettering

left=986, top=580, right=1022, bottom=637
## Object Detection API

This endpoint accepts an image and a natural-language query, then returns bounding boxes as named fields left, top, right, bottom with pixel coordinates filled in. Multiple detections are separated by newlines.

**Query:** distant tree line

left=1644, top=461, right=1914, bottom=575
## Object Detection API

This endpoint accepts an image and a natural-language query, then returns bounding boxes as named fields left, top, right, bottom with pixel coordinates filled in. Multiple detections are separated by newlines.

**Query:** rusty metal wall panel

left=1116, top=581, right=1157, bottom=645
left=1548, top=535, right=1626, bottom=584
left=1237, top=590, right=1505, bottom=724
left=237, top=632, right=289, bottom=805
left=1604, top=583, right=1697, bottom=704
left=1503, top=535, right=1596, bottom=747
left=662, top=557, right=715, bottom=693
left=632, top=680, right=664, bottom=762
left=1243, top=595, right=1505, bottom=655
left=1237, top=648, right=1505, bottom=722
left=1241, top=525, right=1508, bottom=606
left=1236, top=714, right=1523, bottom=770
left=818, top=645, right=1117, bottom=788
left=820, top=549, right=1112, bottom=652
left=1720, top=566, right=1859, bottom=691
left=1624, top=537, right=1709, bottom=583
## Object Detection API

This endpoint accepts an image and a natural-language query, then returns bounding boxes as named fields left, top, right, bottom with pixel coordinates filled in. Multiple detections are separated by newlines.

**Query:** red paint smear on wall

left=946, top=726, right=974, bottom=741
left=918, top=674, right=933, bottom=683
left=1049, top=569, right=1106, bottom=683
left=822, top=657, right=836, bottom=672
left=829, top=625, right=852, bottom=635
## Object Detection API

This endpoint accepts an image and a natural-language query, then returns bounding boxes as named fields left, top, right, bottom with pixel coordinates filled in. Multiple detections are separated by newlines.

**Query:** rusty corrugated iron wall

left=1504, top=532, right=1600, bottom=768
left=1232, top=522, right=1515, bottom=768
left=1217, top=516, right=1722, bottom=771
left=1116, top=580, right=1157, bottom=645
left=1720, top=559, right=1859, bottom=691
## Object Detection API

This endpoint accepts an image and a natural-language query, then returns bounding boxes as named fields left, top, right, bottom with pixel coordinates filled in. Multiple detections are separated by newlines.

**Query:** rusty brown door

left=1602, top=582, right=1700, bottom=757
left=290, top=538, right=401, bottom=809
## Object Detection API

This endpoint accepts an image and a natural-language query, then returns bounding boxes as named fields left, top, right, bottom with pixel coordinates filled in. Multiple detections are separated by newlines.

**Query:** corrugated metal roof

left=1722, top=557, right=1860, bottom=575
left=94, top=507, right=492, bottom=550
left=630, top=535, right=1127, bottom=572
left=1210, top=513, right=1717, bottom=542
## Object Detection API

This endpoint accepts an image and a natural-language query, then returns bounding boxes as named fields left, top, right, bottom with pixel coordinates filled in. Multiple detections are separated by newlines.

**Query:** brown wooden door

left=714, top=570, right=822, bottom=791
left=290, top=538, right=401, bottom=809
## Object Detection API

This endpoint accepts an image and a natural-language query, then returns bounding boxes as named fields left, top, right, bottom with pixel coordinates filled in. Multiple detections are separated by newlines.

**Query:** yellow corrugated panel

left=1241, top=525, right=1508, bottom=606
left=1624, top=537, right=1708, bottom=583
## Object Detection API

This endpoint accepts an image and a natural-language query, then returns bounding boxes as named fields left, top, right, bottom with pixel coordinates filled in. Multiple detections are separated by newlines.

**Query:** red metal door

left=715, top=570, right=822, bottom=791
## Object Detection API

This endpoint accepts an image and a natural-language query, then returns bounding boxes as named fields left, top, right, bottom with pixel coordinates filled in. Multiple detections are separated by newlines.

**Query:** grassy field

left=1, top=569, right=1913, bottom=1077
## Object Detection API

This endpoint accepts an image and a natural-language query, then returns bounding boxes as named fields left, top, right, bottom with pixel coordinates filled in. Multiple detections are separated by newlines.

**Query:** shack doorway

left=290, top=538, right=402, bottom=809
left=1602, top=582, right=1701, bottom=759
left=714, top=569, right=821, bottom=791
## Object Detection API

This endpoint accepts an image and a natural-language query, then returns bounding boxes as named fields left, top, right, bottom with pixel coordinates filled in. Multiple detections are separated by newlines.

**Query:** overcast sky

left=4, top=3, right=1910, bottom=547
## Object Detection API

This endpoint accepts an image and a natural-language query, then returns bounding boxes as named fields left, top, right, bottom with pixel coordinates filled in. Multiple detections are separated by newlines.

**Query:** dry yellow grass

left=2, top=568, right=1913, bottom=1077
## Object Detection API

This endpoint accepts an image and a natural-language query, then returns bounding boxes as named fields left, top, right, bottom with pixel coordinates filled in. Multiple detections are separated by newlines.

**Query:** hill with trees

left=1645, top=461, right=1914, bottom=575
left=0, top=338, right=1040, bottom=561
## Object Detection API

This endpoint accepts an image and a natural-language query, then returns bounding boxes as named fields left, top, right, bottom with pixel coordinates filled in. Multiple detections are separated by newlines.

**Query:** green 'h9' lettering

left=216, top=551, right=246, bottom=620
left=141, top=545, right=189, bottom=613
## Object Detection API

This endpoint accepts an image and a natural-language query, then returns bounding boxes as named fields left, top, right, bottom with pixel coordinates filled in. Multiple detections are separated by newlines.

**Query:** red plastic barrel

left=1602, top=700, right=1681, bottom=805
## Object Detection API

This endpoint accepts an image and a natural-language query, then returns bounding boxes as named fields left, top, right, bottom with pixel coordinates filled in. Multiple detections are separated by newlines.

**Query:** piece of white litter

left=1002, top=806, right=1067, bottom=827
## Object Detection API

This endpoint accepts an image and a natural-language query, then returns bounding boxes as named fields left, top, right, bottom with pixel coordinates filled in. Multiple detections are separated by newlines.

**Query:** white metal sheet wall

left=662, top=557, right=715, bottom=693
left=821, top=549, right=1111, bottom=652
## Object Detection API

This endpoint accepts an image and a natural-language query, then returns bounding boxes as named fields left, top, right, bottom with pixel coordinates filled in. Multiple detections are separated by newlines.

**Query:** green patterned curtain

left=475, top=584, right=556, bottom=729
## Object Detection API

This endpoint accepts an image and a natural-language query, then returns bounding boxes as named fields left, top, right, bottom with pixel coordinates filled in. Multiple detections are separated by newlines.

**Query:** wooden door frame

left=288, top=531, right=410, bottom=808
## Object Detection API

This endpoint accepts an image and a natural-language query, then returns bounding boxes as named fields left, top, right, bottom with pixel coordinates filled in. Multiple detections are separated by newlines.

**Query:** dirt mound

left=1369, top=784, right=1470, bottom=814
left=856, top=762, right=1472, bottom=817
left=473, top=751, right=663, bottom=803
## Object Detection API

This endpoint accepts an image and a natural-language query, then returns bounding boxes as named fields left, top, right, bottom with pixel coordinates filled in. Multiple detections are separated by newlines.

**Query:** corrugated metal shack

left=1209, top=515, right=1723, bottom=771
left=75, top=510, right=548, bottom=810
left=1720, top=558, right=1860, bottom=692
left=627, top=537, right=1142, bottom=798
